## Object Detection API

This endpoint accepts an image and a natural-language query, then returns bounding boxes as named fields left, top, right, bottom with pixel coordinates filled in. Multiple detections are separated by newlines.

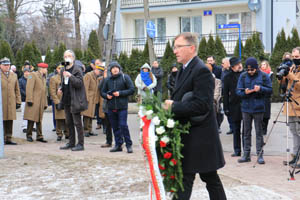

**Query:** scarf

left=141, top=71, right=152, bottom=86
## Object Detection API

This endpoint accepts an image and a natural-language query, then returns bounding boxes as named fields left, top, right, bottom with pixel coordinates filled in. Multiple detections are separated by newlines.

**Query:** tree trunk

left=73, top=0, right=82, bottom=49
left=5, top=0, right=17, bottom=48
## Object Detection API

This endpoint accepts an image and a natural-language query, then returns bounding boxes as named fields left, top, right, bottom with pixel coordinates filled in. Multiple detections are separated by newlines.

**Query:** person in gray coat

left=151, top=60, right=164, bottom=96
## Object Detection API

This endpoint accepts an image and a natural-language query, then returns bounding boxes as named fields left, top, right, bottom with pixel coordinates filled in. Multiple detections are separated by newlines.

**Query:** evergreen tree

left=243, top=37, right=253, bottom=60
left=74, top=48, right=83, bottom=61
left=233, top=37, right=244, bottom=62
left=118, top=51, right=129, bottom=74
left=206, top=34, right=215, bottom=57
left=291, top=27, right=300, bottom=49
left=0, top=40, right=14, bottom=63
left=31, top=41, right=42, bottom=64
left=142, top=40, right=150, bottom=64
left=22, top=43, right=36, bottom=67
left=198, top=37, right=207, bottom=61
left=83, top=48, right=96, bottom=65
left=251, top=32, right=266, bottom=61
left=287, top=36, right=292, bottom=53
left=127, top=48, right=143, bottom=81
left=52, top=43, right=66, bottom=65
left=214, top=35, right=226, bottom=65
left=15, top=49, right=23, bottom=70
left=160, top=41, right=177, bottom=100
left=88, top=30, right=101, bottom=58
left=44, top=47, right=54, bottom=72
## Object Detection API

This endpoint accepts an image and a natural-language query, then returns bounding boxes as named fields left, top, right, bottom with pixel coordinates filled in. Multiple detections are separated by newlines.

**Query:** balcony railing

left=113, top=31, right=262, bottom=57
left=120, top=0, right=221, bottom=8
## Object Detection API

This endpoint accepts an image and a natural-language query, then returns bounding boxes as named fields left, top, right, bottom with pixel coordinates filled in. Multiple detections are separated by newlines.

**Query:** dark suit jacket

left=171, top=56, right=225, bottom=173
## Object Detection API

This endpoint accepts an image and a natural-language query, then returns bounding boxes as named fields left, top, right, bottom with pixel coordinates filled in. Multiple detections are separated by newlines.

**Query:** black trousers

left=104, top=113, right=112, bottom=145
left=64, top=105, right=84, bottom=146
left=173, top=171, right=226, bottom=200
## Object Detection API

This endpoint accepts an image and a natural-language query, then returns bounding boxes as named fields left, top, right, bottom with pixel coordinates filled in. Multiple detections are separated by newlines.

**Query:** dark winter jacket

left=151, top=66, right=164, bottom=93
left=19, top=76, right=27, bottom=102
left=167, top=71, right=177, bottom=95
left=236, top=71, right=272, bottom=113
left=101, top=72, right=134, bottom=110
left=212, top=64, right=222, bottom=79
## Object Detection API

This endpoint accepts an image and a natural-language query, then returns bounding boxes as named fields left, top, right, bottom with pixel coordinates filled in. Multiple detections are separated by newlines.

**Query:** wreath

left=139, top=93, right=190, bottom=198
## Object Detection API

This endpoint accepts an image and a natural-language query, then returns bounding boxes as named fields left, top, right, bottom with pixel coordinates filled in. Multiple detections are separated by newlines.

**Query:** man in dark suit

left=164, top=32, right=226, bottom=200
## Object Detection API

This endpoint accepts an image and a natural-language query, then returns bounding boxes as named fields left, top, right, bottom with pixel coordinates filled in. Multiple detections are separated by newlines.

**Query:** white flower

left=146, top=110, right=153, bottom=116
left=140, top=121, right=145, bottom=129
left=167, top=119, right=175, bottom=128
left=156, top=126, right=165, bottom=135
left=161, top=136, right=170, bottom=144
left=138, top=106, right=146, bottom=117
left=154, top=135, right=158, bottom=142
left=152, top=116, right=161, bottom=126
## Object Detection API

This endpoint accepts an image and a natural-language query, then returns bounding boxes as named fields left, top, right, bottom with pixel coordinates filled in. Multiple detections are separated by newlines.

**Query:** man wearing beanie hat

left=24, top=62, right=49, bottom=143
left=49, top=64, right=69, bottom=141
left=223, top=57, right=243, bottom=157
left=236, top=57, right=272, bottom=164
left=101, top=61, right=135, bottom=153
left=0, top=57, right=21, bottom=145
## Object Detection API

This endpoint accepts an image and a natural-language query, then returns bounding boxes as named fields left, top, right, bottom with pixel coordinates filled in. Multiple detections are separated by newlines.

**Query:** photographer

left=101, top=61, right=135, bottom=153
left=59, top=50, right=88, bottom=151
left=281, top=47, right=300, bottom=168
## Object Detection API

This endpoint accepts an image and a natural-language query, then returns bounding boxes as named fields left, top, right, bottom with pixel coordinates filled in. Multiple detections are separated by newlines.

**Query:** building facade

left=114, top=0, right=298, bottom=57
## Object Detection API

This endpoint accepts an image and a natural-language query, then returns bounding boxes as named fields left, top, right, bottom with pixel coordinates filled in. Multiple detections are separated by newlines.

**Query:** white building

left=114, top=0, right=299, bottom=57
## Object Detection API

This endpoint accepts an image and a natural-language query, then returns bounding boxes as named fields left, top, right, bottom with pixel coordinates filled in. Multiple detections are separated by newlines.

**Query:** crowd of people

left=2, top=32, right=300, bottom=199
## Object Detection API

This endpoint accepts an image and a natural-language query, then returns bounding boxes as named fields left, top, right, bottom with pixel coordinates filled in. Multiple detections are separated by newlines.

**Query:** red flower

left=160, top=141, right=167, bottom=148
left=170, top=175, right=175, bottom=179
left=171, top=159, right=177, bottom=165
left=170, top=190, right=174, bottom=193
left=162, top=174, right=166, bottom=177
left=163, top=152, right=172, bottom=159
left=158, top=163, right=165, bottom=170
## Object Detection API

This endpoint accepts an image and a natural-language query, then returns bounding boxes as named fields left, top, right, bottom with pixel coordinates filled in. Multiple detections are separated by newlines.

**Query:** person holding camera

left=236, top=57, right=272, bottom=164
left=281, top=47, right=300, bottom=168
left=101, top=61, right=135, bottom=153
left=24, top=62, right=49, bottom=143
left=1, top=57, right=21, bottom=145
left=49, top=64, right=69, bottom=141
left=59, top=50, right=88, bottom=151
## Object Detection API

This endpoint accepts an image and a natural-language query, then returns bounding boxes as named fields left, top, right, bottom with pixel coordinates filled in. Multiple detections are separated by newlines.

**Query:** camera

left=107, top=89, right=116, bottom=96
left=61, top=61, right=70, bottom=67
left=276, top=59, right=293, bottom=80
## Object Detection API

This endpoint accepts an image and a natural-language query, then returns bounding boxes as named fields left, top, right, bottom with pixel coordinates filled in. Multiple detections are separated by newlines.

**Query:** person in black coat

left=223, top=57, right=243, bottom=157
left=207, top=55, right=222, bottom=79
left=164, top=32, right=226, bottom=200
left=151, top=60, right=164, bottom=96
left=19, top=68, right=30, bottom=132
left=167, top=63, right=178, bottom=97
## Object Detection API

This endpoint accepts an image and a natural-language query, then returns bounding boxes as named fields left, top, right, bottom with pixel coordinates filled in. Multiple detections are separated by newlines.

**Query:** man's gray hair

left=174, top=32, right=199, bottom=53
left=64, top=49, right=76, bottom=59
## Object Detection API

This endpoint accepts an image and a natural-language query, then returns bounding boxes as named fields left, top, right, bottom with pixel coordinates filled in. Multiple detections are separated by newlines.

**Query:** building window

left=180, top=16, right=202, bottom=35
left=134, top=18, right=166, bottom=43
left=216, top=12, right=252, bottom=40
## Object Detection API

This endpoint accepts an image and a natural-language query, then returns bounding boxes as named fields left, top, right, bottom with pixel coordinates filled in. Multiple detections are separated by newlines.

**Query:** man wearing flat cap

left=49, top=64, right=69, bottom=141
left=82, top=60, right=105, bottom=137
left=236, top=57, right=272, bottom=164
left=0, top=57, right=21, bottom=145
left=223, top=57, right=243, bottom=157
left=24, top=62, right=49, bottom=143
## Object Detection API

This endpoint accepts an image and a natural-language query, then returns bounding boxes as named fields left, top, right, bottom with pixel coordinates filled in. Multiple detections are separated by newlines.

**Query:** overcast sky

left=80, top=0, right=101, bottom=30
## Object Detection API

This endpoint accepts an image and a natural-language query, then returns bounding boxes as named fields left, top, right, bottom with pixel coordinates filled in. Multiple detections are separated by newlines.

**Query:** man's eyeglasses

left=246, top=68, right=256, bottom=72
left=173, top=44, right=192, bottom=50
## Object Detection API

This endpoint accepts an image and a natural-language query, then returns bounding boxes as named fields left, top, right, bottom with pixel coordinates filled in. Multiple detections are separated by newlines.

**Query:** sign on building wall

left=204, top=10, right=212, bottom=16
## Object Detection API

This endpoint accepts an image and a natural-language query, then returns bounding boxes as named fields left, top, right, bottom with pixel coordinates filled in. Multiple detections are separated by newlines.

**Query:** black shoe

left=57, top=136, right=62, bottom=141
left=89, top=132, right=98, bottom=136
left=226, top=131, right=233, bottom=135
left=22, top=129, right=27, bottom=133
left=231, top=152, right=241, bottom=157
left=52, top=128, right=56, bottom=132
left=127, top=146, right=133, bottom=153
left=110, top=146, right=122, bottom=152
left=71, top=144, right=84, bottom=151
left=60, top=143, right=75, bottom=150
left=33, top=128, right=37, bottom=132
left=257, top=155, right=265, bottom=164
left=27, top=137, right=33, bottom=142
left=36, top=138, right=48, bottom=143
left=238, top=153, right=251, bottom=163
left=5, top=141, right=17, bottom=145
left=84, top=133, right=90, bottom=137
left=283, top=155, right=297, bottom=166
left=65, top=136, right=69, bottom=140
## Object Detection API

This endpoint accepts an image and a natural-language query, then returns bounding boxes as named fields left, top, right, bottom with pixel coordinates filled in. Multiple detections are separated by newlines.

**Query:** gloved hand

left=44, top=106, right=48, bottom=110
left=27, top=102, right=33, bottom=107
left=16, top=104, right=21, bottom=109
